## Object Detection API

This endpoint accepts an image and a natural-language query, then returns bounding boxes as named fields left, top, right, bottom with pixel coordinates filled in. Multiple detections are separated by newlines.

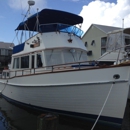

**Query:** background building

left=82, top=24, right=121, bottom=61
left=0, top=42, right=14, bottom=70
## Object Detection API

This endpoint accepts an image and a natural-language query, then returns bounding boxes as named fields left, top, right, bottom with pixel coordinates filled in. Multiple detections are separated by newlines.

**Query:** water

left=0, top=95, right=129, bottom=130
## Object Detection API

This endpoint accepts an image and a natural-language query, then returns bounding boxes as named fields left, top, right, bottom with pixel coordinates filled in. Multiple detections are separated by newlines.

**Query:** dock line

left=90, top=81, right=114, bottom=130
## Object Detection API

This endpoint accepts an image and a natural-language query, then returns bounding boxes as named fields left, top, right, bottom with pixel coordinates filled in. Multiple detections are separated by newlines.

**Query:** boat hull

left=0, top=80, right=6, bottom=94
left=128, top=87, right=130, bottom=99
left=0, top=66, right=129, bottom=126
left=98, top=52, right=130, bottom=100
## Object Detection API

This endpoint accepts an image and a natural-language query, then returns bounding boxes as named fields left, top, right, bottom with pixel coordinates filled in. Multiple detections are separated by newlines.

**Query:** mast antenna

left=28, top=0, right=35, bottom=17
left=122, top=18, right=124, bottom=28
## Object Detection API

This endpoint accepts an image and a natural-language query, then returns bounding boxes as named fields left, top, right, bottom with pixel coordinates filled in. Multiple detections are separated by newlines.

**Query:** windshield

left=40, top=23, right=83, bottom=37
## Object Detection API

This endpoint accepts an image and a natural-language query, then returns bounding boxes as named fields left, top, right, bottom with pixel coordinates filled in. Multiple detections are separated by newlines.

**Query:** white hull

left=0, top=80, right=6, bottom=94
left=98, top=52, right=130, bottom=100
left=0, top=66, right=129, bottom=126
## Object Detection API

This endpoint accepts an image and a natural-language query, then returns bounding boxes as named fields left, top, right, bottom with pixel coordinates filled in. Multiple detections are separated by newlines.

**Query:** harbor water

left=0, top=94, right=129, bottom=130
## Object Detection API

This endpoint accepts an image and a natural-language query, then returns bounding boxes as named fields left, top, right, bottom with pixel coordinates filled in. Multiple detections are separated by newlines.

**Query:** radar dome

left=28, top=0, right=35, bottom=6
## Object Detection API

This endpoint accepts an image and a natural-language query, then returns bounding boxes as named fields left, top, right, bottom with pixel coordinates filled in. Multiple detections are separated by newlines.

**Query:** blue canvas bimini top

left=16, top=9, right=83, bottom=31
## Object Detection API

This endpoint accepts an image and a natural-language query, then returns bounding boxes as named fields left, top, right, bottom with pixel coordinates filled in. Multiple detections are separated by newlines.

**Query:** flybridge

left=15, top=9, right=83, bottom=32
left=13, top=3, right=84, bottom=54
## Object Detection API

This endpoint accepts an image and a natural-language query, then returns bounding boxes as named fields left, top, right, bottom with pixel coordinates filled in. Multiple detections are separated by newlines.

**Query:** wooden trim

left=7, top=63, right=130, bottom=79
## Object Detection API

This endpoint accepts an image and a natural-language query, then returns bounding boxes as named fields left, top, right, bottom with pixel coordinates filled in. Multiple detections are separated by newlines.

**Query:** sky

left=0, top=0, right=130, bottom=45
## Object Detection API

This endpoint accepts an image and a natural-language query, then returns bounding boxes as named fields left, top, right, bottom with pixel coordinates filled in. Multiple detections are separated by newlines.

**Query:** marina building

left=0, top=42, right=14, bottom=69
left=82, top=24, right=121, bottom=61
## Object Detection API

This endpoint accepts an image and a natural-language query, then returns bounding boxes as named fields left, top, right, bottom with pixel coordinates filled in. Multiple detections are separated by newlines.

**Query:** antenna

left=28, top=0, right=35, bottom=17
left=122, top=18, right=124, bottom=28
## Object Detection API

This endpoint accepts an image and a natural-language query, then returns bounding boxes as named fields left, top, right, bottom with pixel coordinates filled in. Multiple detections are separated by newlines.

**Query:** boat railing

left=0, top=60, right=96, bottom=79
left=39, top=23, right=84, bottom=38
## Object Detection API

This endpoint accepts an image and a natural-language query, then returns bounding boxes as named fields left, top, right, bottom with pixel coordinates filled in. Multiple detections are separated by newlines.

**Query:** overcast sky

left=0, top=0, right=130, bottom=44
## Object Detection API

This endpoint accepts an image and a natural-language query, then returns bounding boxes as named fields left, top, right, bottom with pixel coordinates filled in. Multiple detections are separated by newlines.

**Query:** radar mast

left=28, top=0, right=35, bottom=17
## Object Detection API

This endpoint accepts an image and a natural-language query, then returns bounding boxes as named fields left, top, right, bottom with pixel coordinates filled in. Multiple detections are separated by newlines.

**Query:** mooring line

left=1, top=80, right=8, bottom=94
left=90, top=82, right=114, bottom=130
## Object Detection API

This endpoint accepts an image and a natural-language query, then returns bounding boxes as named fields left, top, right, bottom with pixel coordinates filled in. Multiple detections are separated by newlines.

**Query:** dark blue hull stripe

left=1, top=94, right=122, bottom=126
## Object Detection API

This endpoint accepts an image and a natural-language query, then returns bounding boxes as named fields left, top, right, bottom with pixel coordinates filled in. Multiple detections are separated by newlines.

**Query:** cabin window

left=2, top=72, right=6, bottom=78
left=7, top=72, right=9, bottom=77
left=107, top=32, right=122, bottom=51
left=69, top=49, right=77, bottom=62
left=78, top=51, right=87, bottom=61
left=44, top=49, right=88, bottom=66
left=63, top=50, right=74, bottom=63
left=13, top=57, right=19, bottom=69
left=37, top=53, right=43, bottom=67
left=64, top=49, right=87, bottom=63
left=45, top=50, right=63, bottom=66
left=21, top=56, right=29, bottom=68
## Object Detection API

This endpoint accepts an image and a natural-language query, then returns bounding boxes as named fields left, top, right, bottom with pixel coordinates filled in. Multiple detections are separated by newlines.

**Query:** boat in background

left=0, top=1, right=129, bottom=128
left=98, top=28, right=130, bottom=100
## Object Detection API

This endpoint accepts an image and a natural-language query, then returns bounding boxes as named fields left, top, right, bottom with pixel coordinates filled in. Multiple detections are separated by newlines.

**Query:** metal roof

left=82, top=24, right=122, bottom=38
left=93, top=24, right=122, bottom=34
left=0, top=42, right=14, bottom=49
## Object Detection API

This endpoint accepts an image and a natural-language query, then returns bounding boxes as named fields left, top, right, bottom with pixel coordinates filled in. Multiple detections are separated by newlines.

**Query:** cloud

left=79, top=0, right=130, bottom=33
left=8, top=0, right=47, bottom=11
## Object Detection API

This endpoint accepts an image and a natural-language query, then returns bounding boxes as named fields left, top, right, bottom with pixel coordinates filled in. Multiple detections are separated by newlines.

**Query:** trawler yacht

left=0, top=1, right=129, bottom=128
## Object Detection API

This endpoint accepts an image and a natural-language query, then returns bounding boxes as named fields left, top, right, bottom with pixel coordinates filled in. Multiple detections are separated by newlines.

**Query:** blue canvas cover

left=16, top=9, right=83, bottom=31
left=13, top=43, right=25, bottom=54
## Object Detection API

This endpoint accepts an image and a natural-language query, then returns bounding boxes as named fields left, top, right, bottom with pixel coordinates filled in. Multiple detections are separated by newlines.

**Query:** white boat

left=0, top=1, right=129, bottom=128
left=98, top=28, right=130, bottom=100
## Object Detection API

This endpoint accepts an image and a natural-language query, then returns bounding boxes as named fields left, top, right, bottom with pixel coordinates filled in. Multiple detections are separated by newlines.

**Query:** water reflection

left=0, top=94, right=84, bottom=130
left=0, top=112, right=12, bottom=130
left=0, top=95, right=37, bottom=130
left=0, top=95, right=129, bottom=130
